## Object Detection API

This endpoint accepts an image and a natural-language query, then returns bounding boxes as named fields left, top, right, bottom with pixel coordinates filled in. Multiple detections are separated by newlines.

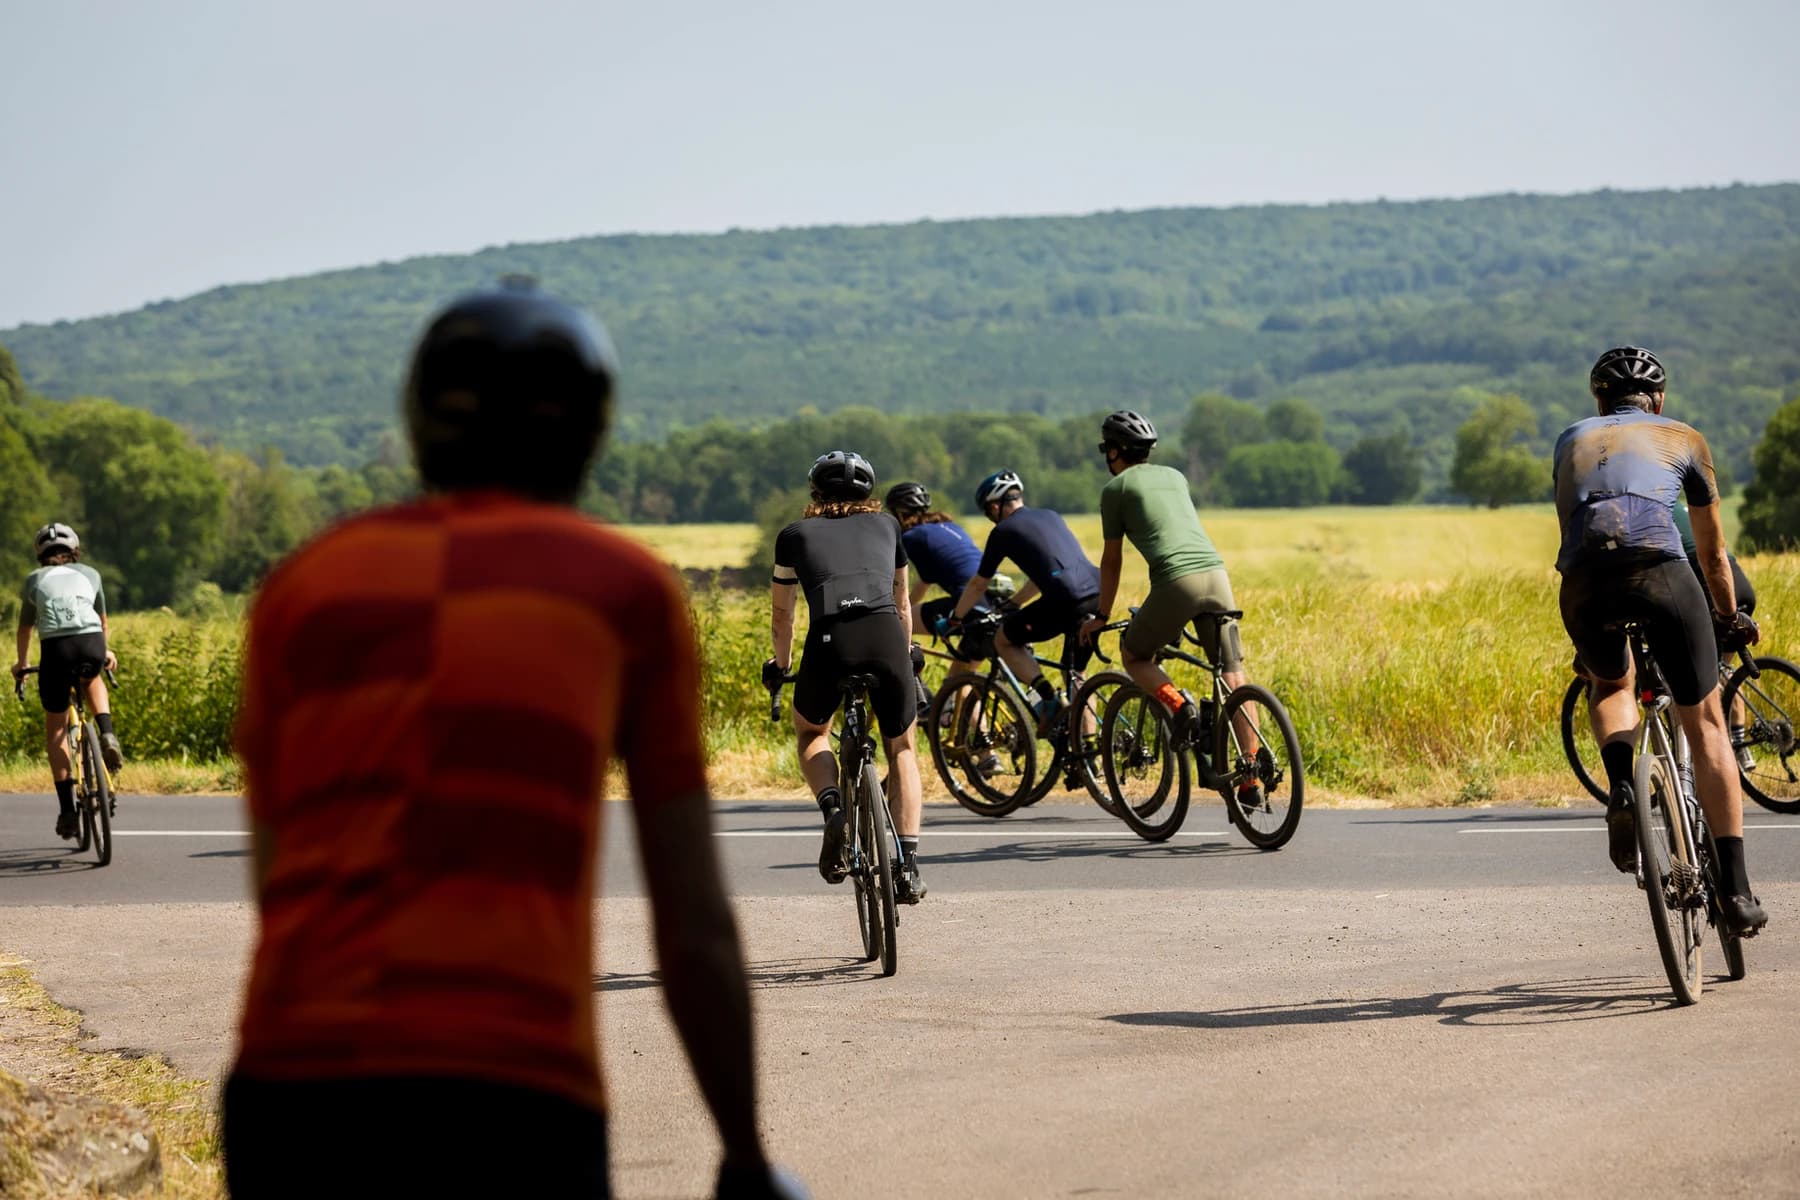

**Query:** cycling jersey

left=976, top=507, right=1100, bottom=609
left=1552, top=408, right=1719, bottom=573
left=1671, top=499, right=1756, bottom=616
left=19, top=563, right=106, bottom=640
left=775, top=512, right=906, bottom=622
left=232, top=491, right=705, bottom=1115
left=901, top=519, right=981, bottom=595
left=1099, top=464, right=1222, bottom=586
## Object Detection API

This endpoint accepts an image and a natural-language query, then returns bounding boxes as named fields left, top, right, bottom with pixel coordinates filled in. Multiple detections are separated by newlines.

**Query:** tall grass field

left=3, top=505, right=1788, bottom=804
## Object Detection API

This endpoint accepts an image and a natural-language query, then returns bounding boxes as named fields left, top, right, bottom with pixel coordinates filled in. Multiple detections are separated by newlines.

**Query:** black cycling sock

left=54, top=779, right=75, bottom=814
left=1030, top=676, right=1056, bottom=704
left=1714, top=836, right=1752, bottom=898
left=900, top=836, right=918, bottom=869
left=815, top=787, right=842, bottom=818
left=1600, top=741, right=1634, bottom=794
left=95, top=712, right=115, bottom=738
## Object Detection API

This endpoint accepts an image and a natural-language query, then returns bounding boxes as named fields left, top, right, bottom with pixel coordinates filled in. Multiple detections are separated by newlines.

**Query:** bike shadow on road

left=596, top=957, right=881, bottom=994
left=1103, top=976, right=1693, bottom=1029
left=0, top=845, right=100, bottom=877
left=1350, top=809, right=1601, bottom=826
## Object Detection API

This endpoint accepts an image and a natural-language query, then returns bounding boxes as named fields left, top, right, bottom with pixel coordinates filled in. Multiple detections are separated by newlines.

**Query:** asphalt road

left=3, top=793, right=1799, bottom=1198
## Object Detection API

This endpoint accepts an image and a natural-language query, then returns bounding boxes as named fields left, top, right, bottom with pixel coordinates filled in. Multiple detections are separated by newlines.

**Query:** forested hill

left=5, top=184, right=1799, bottom=480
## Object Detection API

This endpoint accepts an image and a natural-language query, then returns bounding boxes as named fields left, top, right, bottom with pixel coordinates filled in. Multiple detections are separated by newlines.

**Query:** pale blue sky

left=3, top=0, right=1797, bottom=328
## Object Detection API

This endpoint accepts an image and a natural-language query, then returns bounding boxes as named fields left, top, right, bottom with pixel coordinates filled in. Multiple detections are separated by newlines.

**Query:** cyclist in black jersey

left=943, top=471, right=1102, bottom=731
left=765, top=452, right=927, bottom=904
left=1553, top=346, right=1766, bottom=936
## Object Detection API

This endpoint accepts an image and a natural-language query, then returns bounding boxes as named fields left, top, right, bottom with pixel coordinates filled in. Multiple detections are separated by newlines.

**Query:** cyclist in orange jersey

left=224, top=281, right=796, bottom=1198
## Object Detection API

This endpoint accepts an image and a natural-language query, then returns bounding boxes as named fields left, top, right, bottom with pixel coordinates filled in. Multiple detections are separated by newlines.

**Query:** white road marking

left=111, top=828, right=1233, bottom=840
left=1458, top=823, right=1800, bottom=834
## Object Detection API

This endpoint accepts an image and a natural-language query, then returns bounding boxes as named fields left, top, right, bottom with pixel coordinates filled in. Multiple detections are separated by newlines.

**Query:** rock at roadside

left=0, top=1067, right=162, bottom=1196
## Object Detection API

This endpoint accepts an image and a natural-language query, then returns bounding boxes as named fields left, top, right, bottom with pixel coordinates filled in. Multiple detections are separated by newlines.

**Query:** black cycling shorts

left=793, top=611, right=917, bottom=738
left=1560, top=558, right=1718, bottom=706
left=37, top=632, right=106, bottom=714
left=1000, top=597, right=1096, bottom=675
left=921, top=596, right=994, bottom=662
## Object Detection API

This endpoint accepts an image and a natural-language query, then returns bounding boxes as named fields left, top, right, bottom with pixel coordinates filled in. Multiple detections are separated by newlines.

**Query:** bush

left=1741, top=395, right=1800, bottom=552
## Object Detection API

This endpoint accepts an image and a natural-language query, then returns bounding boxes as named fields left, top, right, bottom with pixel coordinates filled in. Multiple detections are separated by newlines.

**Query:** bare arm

left=634, top=790, right=767, bottom=1173
left=1688, top=502, right=1738, bottom=617
left=13, top=620, right=29, bottom=673
left=1095, top=539, right=1124, bottom=620
left=893, top=567, right=912, bottom=642
left=908, top=578, right=930, bottom=632
left=770, top=578, right=799, bottom=671
left=949, top=574, right=990, bottom=622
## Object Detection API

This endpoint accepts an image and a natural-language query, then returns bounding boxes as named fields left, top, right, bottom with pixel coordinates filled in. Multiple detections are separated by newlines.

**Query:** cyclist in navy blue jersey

left=884, top=482, right=991, bottom=665
left=944, top=471, right=1102, bottom=730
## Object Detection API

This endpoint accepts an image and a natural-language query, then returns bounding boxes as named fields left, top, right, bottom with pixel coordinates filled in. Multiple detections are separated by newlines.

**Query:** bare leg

left=1676, top=690, right=1744, bottom=838
left=884, top=729, right=923, bottom=838
left=994, top=629, right=1042, bottom=690
left=44, top=712, right=72, bottom=782
left=794, top=714, right=837, bottom=800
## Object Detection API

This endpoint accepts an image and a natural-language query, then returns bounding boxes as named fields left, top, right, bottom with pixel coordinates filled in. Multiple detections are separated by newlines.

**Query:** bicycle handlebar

left=12, top=664, right=118, bottom=701
left=764, top=672, right=800, bottom=722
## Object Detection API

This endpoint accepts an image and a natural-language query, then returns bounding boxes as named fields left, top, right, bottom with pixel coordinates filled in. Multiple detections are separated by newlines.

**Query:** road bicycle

left=14, top=665, right=116, bottom=867
left=768, top=671, right=901, bottom=977
left=1100, top=610, right=1304, bottom=848
left=1602, top=621, right=1752, bottom=1004
left=1561, top=646, right=1800, bottom=815
left=920, top=612, right=1132, bottom=819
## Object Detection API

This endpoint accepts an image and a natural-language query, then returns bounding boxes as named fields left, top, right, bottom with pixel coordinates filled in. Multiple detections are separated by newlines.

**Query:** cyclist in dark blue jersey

left=1554, top=346, right=1766, bottom=936
left=943, top=471, right=1102, bottom=729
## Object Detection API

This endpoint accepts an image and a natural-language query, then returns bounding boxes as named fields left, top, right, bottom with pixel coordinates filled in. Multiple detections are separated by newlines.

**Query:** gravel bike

left=768, top=671, right=901, bottom=977
left=1100, top=610, right=1304, bottom=847
left=1561, top=645, right=1800, bottom=814
left=1606, top=621, right=1751, bottom=1004
left=14, top=665, right=116, bottom=866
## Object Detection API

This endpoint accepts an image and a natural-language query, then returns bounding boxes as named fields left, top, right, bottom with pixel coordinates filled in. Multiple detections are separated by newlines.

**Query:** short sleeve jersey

left=774, top=511, right=907, bottom=623
left=1099, top=464, right=1223, bottom=588
left=1552, top=407, right=1719, bottom=573
left=20, top=563, right=107, bottom=640
left=976, top=507, right=1101, bottom=608
left=900, top=520, right=982, bottom=595
left=231, top=491, right=706, bottom=1115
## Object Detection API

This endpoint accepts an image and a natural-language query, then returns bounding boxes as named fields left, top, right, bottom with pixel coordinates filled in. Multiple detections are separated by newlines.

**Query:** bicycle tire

left=1101, top=685, right=1189, bottom=841
left=1560, top=676, right=1610, bottom=806
left=851, top=783, right=878, bottom=964
left=67, top=726, right=93, bottom=853
left=927, top=676, right=1034, bottom=817
left=1721, top=655, right=1800, bottom=815
left=862, top=763, right=898, bottom=977
left=1700, top=829, right=1746, bottom=982
left=1217, top=683, right=1304, bottom=851
left=1069, top=671, right=1131, bottom=816
left=81, top=722, right=113, bottom=867
left=1019, top=724, right=1066, bottom=809
left=1633, top=751, right=1702, bottom=1005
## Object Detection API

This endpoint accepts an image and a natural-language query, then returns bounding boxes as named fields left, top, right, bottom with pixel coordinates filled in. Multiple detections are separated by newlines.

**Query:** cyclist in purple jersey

left=1553, top=346, right=1765, bottom=936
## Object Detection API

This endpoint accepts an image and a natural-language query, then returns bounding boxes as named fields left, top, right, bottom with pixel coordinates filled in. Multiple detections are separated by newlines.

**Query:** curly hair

left=803, top=498, right=884, bottom=520
left=896, top=510, right=955, bottom=531
left=37, top=548, right=80, bottom=566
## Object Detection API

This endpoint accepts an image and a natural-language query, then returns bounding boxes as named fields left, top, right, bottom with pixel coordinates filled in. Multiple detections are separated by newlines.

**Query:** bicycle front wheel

left=1560, top=676, right=1609, bottom=805
left=1721, top=655, right=1800, bottom=815
left=862, top=763, right=898, bottom=977
left=927, top=676, right=1034, bottom=817
left=1216, top=684, right=1304, bottom=851
left=1633, top=752, right=1702, bottom=1005
left=1069, top=671, right=1131, bottom=815
left=1101, top=685, right=1189, bottom=841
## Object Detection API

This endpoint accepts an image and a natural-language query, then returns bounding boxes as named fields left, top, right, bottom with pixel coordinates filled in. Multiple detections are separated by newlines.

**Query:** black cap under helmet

left=404, top=280, right=618, bottom=503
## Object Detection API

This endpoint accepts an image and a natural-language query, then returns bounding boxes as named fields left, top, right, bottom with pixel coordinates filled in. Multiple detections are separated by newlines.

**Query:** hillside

left=5, top=185, right=1799, bottom=480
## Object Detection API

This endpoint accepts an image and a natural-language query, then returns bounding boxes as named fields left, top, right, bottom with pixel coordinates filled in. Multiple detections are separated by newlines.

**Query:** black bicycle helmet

left=1100, top=410, right=1159, bottom=451
left=33, top=523, right=79, bottom=562
left=1589, top=347, right=1667, bottom=404
left=884, top=481, right=931, bottom=515
left=808, top=450, right=876, bottom=500
left=404, top=278, right=618, bottom=504
left=974, top=470, right=1024, bottom=511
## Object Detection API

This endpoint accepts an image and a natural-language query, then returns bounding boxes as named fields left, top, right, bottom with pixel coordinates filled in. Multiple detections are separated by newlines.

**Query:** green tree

left=1450, top=394, right=1549, bottom=508
left=0, top=344, right=22, bottom=409
left=1264, top=397, right=1326, bottom=444
left=1342, top=431, right=1422, bottom=504
left=1740, top=394, right=1800, bottom=552
left=1220, top=441, right=1342, bottom=508
left=212, top=448, right=318, bottom=592
left=1183, top=394, right=1266, bottom=503
left=0, top=415, right=55, bottom=585
left=38, top=400, right=226, bottom=607
left=743, top=486, right=813, bottom=578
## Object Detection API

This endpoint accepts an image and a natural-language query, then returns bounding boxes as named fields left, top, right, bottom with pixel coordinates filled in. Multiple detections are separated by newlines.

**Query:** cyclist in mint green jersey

left=12, top=523, right=122, bottom=840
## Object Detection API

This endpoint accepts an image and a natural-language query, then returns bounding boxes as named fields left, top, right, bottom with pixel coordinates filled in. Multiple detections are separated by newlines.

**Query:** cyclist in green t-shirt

left=11, top=523, right=122, bottom=840
left=1080, top=413, right=1260, bottom=777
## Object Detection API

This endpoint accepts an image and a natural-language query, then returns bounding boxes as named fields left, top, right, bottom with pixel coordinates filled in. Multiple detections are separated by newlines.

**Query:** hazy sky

left=4, top=0, right=1797, bottom=329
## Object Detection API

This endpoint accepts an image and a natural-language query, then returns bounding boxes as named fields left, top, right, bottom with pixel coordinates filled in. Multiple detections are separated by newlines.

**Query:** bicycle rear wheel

left=1699, top=829, right=1746, bottom=982
left=927, top=676, right=1034, bottom=817
left=1721, top=656, right=1800, bottom=815
left=1101, top=685, right=1189, bottom=841
left=862, top=763, right=898, bottom=977
left=1633, top=752, right=1702, bottom=1004
left=80, top=722, right=113, bottom=867
left=1069, top=671, right=1131, bottom=816
left=1217, top=684, right=1304, bottom=850
left=1560, top=676, right=1609, bottom=805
